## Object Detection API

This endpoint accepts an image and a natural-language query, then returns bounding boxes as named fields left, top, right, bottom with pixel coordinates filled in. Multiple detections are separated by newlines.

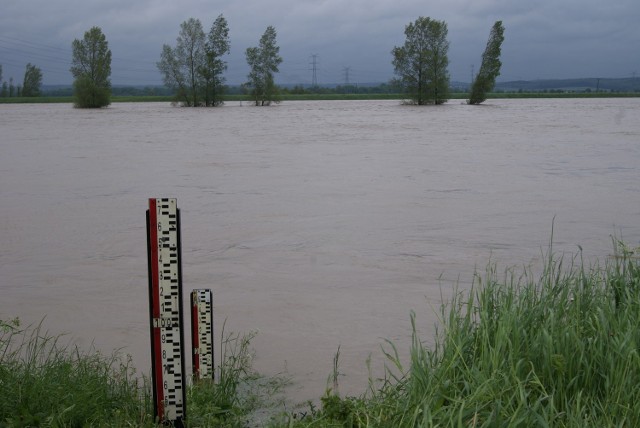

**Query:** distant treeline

left=41, top=85, right=175, bottom=97
left=38, top=82, right=402, bottom=98
left=12, top=69, right=636, bottom=103
left=36, top=77, right=640, bottom=99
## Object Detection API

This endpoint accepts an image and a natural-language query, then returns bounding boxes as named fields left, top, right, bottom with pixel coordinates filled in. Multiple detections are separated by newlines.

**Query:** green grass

left=483, top=91, right=640, bottom=99
left=0, top=319, right=288, bottom=427
left=287, top=239, right=640, bottom=427
left=0, top=318, right=153, bottom=427
left=2, top=239, right=639, bottom=427
left=186, top=324, right=289, bottom=427
left=2, top=91, right=639, bottom=104
left=0, top=96, right=74, bottom=104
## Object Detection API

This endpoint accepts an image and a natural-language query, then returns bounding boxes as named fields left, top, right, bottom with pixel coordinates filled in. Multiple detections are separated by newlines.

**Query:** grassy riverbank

left=2, top=240, right=639, bottom=426
left=0, top=319, right=287, bottom=427
left=289, top=240, right=640, bottom=427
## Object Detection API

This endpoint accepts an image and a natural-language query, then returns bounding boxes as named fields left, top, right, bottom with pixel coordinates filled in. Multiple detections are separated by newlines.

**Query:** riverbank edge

left=1, top=92, right=640, bottom=104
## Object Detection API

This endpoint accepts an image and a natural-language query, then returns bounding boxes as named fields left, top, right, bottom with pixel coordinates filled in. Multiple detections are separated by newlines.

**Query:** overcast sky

left=1, top=0, right=639, bottom=86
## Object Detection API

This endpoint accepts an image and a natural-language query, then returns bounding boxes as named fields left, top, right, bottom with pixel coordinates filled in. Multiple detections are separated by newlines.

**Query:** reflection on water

left=1, top=99, right=639, bottom=401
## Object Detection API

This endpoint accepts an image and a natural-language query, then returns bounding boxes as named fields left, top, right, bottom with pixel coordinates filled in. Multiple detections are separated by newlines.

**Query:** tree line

left=155, top=15, right=504, bottom=107
left=391, top=17, right=505, bottom=105
left=156, top=16, right=231, bottom=107
left=67, top=17, right=285, bottom=108
left=2, top=16, right=505, bottom=107
left=0, top=27, right=110, bottom=107
left=0, top=63, right=43, bottom=98
left=156, top=15, right=283, bottom=107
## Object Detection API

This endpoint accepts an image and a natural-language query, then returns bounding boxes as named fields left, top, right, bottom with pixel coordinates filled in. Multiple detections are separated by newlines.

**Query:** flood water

left=1, top=98, right=639, bottom=402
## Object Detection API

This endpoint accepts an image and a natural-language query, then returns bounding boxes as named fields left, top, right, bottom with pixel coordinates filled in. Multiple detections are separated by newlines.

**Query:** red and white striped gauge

left=191, top=289, right=214, bottom=380
left=147, top=198, right=186, bottom=427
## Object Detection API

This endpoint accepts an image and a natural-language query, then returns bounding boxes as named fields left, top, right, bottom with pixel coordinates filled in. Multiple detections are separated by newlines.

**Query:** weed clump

left=0, top=318, right=153, bottom=427
left=187, top=326, right=289, bottom=427
left=0, top=317, right=287, bottom=427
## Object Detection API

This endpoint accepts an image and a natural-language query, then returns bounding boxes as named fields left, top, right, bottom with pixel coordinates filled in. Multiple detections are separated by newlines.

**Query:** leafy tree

left=22, top=63, right=43, bottom=97
left=178, top=18, right=206, bottom=106
left=201, top=14, right=230, bottom=106
left=70, top=26, right=112, bottom=108
left=245, top=26, right=283, bottom=106
left=158, top=44, right=188, bottom=103
left=469, top=21, right=506, bottom=105
left=392, top=17, right=450, bottom=105
left=157, top=18, right=206, bottom=106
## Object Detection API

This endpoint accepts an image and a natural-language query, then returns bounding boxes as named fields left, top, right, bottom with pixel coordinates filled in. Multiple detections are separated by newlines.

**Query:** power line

left=0, top=35, right=70, bottom=54
left=0, top=35, right=159, bottom=71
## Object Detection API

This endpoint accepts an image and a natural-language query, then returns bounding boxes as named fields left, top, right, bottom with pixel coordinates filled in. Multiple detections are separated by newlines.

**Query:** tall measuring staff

left=146, top=198, right=187, bottom=426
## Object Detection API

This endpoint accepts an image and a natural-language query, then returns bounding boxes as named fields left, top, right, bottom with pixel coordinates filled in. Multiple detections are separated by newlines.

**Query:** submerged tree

left=158, top=18, right=206, bottom=106
left=71, top=27, right=112, bottom=108
left=392, top=17, right=450, bottom=105
left=245, top=26, right=282, bottom=106
left=157, top=16, right=230, bottom=107
left=202, top=14, right=230, bottom=106
left=22, top=63, right=43, bottom=97
left=468, top=21, right=506, bottom=105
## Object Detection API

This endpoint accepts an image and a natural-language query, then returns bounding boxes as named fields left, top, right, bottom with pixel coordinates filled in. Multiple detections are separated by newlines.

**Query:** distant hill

left=494, top=77, right=640, bottom=93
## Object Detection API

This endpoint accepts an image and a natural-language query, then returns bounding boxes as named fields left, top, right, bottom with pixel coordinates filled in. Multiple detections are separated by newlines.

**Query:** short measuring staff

left=191, top=289, right=214, bottom=380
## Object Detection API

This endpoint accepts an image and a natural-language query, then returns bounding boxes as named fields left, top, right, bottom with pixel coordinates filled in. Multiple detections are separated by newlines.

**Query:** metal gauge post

left=147, top=198, right=186, bottom=427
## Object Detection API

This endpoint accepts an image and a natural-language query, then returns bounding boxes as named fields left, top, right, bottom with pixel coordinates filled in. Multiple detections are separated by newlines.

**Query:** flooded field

left=1, top=98, right=638, bottom=401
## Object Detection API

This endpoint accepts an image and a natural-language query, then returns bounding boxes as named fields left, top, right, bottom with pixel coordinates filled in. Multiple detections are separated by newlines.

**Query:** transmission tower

left=310, top=54, right=318, bottom=86
left=343, top=66, right=351, bottom=85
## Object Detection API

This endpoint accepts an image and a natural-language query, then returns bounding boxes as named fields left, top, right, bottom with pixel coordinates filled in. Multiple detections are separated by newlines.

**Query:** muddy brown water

left=1, top=99, right=638, bottom=402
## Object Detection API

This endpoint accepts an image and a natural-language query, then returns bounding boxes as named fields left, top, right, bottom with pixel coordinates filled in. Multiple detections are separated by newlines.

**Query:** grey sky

left=1, top=0, right=638, bottom=86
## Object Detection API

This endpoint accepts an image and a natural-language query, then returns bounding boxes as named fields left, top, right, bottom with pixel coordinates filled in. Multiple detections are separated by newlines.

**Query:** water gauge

left=191, top=289, right=214, bottom=380
left=146, top=198, right=187, bottom=427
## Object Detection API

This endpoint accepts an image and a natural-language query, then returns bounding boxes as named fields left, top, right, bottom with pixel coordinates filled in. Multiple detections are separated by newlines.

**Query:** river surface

left=1, top=99, right=639, bottom=402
